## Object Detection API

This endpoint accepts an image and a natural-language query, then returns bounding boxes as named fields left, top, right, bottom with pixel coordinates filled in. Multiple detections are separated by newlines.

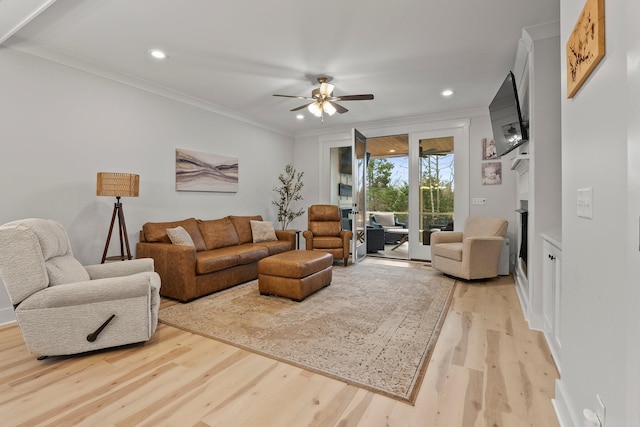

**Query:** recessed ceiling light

left=296, top=114, right=304, bottom=120
left=441, top=89, right=454, bottom=97
left=389, top=149, right=396, bottom=153
left=149, top=49, right=167, bottom=59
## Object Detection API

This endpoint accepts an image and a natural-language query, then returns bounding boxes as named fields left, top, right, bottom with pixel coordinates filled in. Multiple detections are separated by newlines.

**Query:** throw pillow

left=166, top=226, right=195, bottom=247
left=250, top=220, right=277, bottom=243
left=229, top=215, right=263, bottom=244
left=143, top=218, right=207, bottom=251
left=374, top=212, right=396, bottom=226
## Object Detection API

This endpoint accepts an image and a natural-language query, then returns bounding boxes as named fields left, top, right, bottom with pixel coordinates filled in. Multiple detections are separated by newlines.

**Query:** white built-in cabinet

left=542, top=233, right=562, bottom=371
left=509, top=21, right=562, bottom=371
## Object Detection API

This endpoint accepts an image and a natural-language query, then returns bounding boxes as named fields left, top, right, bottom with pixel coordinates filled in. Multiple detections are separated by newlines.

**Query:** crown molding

left=3, top=43, right=293, bottom=137
left=0, top=0, right=57, bottom=44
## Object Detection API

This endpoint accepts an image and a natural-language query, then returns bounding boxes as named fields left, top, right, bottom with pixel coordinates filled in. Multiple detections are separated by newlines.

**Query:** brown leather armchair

left=303, top=204, right=353, bottom=265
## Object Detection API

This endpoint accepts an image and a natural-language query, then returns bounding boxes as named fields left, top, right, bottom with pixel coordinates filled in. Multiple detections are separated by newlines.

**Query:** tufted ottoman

left=257, top=250, right=333, bottom=301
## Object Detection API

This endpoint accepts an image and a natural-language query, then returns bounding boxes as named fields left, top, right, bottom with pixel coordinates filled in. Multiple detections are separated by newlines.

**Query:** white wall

left=626, top=0, right=640, bottom=424
left=468, top=114, right=518, bottom=258
left=555, top=0, right=640, bottom=425
left=0, top=48, right=294, bottom=324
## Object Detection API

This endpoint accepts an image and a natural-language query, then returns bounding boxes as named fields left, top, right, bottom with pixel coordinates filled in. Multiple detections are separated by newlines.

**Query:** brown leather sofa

left=136, top=215, right=296, bottom=302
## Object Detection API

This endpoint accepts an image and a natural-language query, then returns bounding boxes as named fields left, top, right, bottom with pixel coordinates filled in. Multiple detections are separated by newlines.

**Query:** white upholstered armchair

left=0, top=218, right=161, bottom=359
left=431, top=216, right=508, bottom=280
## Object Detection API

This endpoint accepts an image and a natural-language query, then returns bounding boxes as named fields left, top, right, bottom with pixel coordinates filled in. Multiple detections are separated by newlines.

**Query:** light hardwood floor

left=0, top=265, right=559, bottom=426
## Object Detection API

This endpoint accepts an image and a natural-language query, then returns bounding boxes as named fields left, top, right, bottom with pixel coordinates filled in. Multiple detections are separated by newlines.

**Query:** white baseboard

left=0, top=307, right=16, bottom=326
left=553, top=379, right=579, bottom=427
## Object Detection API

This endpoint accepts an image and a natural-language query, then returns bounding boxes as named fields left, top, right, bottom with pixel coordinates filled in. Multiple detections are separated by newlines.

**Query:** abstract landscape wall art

left=176, top=148, right=239, bottom=192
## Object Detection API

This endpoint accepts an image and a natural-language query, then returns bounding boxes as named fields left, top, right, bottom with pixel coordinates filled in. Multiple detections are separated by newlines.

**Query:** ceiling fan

left=273, top=76, right=374, bottom=121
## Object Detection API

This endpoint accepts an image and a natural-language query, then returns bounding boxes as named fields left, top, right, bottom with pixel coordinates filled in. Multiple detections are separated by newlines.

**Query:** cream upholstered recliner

left=303, top=205, right=353, bottom=265
left=431, top=216, right=508, bottom=280
left=0, top=218, right=161, bottom=359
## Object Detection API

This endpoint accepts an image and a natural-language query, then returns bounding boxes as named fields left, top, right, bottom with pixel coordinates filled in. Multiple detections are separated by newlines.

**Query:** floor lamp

left=97, top=172, right=139, bottom=263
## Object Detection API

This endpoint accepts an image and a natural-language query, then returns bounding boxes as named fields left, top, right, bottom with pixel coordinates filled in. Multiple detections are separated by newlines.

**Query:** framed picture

left=338, top=183, right=352, bottom=197
left=339, top=147, right=352, bottom=175
left=175, top=148, right=238, bottom=192
left=482, top=162, right=502, bottom=185
left=482, top=138, right=499, bottom=160
left=566, top=0, right=605, bottom=98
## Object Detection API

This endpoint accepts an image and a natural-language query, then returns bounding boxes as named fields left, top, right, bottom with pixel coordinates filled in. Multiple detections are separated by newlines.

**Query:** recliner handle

left=87, top=314, right=116, bottom=342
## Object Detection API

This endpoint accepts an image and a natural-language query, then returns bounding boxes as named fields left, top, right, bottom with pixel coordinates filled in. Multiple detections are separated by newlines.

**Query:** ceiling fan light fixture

left=319, top=83, right=334, bottom=97
left=273, top=76, right=373, bottom=121
left=308, top=102, right=323, bottom=117
left=323, top=101, right=337, bottom=116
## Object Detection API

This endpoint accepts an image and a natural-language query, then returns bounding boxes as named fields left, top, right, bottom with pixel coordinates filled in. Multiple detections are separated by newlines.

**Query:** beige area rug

left=158, top=259, right=456, bottom=404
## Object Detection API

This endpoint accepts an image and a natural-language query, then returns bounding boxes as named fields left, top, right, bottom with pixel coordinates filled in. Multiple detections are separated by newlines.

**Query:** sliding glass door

left=409, top=127, right=464, bottom=260
left=351, top=129, right=367, bottom=264
left=323, top=119, right=469, bottom=262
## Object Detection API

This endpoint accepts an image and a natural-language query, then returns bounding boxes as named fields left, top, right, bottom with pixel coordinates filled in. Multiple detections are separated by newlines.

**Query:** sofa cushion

left=46, top=255, right=90, bottom=286
left=311, top=236, right=344, bottom=249
left=229, top=215, right=263, bottom=244
left=309, top=221, right=341, bottom=237
left=256, top=240, right=293, bottom=255
left=196, top=248, right=240, bottom=274
left=233, top=243, right=270, bottom=264
left=432, top=242, right=463, bottom=262
left=250, top=220, right=277, bottom=243
left=166, top=226, right=195, bottom=247
left=143, top=218, right=206, bottom=251
left=198, top=218, right=240, bottom=250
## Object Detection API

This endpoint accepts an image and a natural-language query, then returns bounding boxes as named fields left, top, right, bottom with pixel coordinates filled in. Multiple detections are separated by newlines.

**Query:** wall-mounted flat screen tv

left=489, top=71, right=529, bottom=157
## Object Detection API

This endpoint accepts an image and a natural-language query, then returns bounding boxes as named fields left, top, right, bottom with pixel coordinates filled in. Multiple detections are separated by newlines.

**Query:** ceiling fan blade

left=327, top=101, right=348, bottom=114
left=290, top=103, right=313, bottom=112
left=273, top=94, right=314, bottom=100
left=333, top=94, right=374, bottom=101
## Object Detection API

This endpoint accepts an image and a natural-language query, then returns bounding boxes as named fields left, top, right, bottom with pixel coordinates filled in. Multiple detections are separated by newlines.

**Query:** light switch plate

left=472, top=198, right=487, bottom=205
left=577, top=188, right=593, bottom=219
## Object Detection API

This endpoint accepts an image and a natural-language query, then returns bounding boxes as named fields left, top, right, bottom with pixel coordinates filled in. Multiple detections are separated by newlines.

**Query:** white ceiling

left=0, top=0, right=559, bottom=136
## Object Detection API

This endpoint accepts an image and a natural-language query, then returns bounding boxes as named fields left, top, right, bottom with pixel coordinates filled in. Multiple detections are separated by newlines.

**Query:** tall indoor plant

left=272, top=164, right=304, bottom=230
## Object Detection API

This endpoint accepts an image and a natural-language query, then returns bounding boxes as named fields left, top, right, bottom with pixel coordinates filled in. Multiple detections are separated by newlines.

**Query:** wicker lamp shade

left=96, top=172, right=139, bottom=197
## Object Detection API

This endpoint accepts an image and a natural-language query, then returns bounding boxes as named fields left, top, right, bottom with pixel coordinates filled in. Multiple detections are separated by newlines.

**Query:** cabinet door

left=542, top=243, right=556, bottom=333
left=542, top=239, right=562, bottom=370
left=551, top=248, right=562, bottom=351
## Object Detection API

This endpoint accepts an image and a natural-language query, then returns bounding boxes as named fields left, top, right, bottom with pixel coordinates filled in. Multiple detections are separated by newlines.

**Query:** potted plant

left=272, top=164, right=304, bottom=230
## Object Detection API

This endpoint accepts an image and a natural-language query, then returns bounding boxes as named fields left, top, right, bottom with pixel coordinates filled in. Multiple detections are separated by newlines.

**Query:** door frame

left=409, top=126, right=467, bottom=260
left=320, top=118, right=470, bottom=260
left=352, top=128, right=367, bottom=264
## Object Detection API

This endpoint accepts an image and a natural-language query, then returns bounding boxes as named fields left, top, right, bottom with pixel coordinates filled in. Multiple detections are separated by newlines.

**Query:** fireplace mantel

left=511, top=154, right=530, bottom=201
left=509, top=23, right=561, bottom=336
left=510, top=154, right=530, bottom=173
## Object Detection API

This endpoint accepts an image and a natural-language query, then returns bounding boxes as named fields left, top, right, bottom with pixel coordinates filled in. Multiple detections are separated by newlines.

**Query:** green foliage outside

left=366, top=158, right=408, bottom=222
left=365, top=155, right=454, bottom=228
left=421, top=154, right=454, bottom=228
